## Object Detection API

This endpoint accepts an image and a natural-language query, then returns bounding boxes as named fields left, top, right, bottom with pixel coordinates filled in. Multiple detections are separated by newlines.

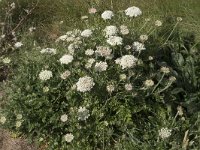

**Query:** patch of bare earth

left=0, top=129, right=37, bottom=150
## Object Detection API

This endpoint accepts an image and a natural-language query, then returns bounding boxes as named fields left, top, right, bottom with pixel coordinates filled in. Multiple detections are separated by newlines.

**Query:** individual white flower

left=125, top=6, right=142, bottom=17
left=39, top=70, right=53, bottom=81
left=2, top=57, right=11, bottom=64
left=148, top=56, right=154, bottom=60
left=115, top=58, right=121, bottom=64
left=78, top=106, right=90, bottom=121
left=81, top=29, right=93, bottom=37
left=85, top=49, right=94, bottom=56
left=56, top=35, right=68, bottom=42
left=139, top=35, right=148, bottom=42
left=106, top=84, right=115, bottom=93
left=16, top=114, right=22, bottom=120
left=95, top=46, right=112, bottom=57
left=76, top=76, right=95, bottom=92
left=107, top=36, right=123, bottom=46
left=160, top=66, right=170, bottom=74
left=155, top=20, right=162, bottom=27
left=125, top=83, right=132, bottom=91
left=94, top=61, right=108, bottom=72
left=43, top=86, right=49, bottom=93
left=120, top=55, right=138, bottom=69
left=177, top=17, right=183, bottom=22
left=133, top=42, right=146, bottom=52
left=29, top=27, right=36, bottom=32
left=10, top=2, right=16, bottom=9
left=177, top=106, right=183, bottom=116
left=144, top=79, right=154, bottom=87
left=59, top=55, right=73, bottom=65
left=158, top=127, right=172, bottom=139
left=60, top=70, right=71, bottom=79
left=101, top=10, right=114, bottom=20
left=16, top=121, right=22, bottom=128
left=40, top=48, right=57, bottom=55
left=169, top=76, right=176, bottom=82
left=64, top=133, right=74, bottom=143
left=60, top=114, right=68, bottom=122
left=120, top=25, right=129, bottom=35
left=81, top=15, right=89, bottom=20
left=89, top=8, right=97, bottom=14
left=0, top=116, right=6, bottom=124
left=1, top=34, right=5, bottom=39
left=14, top=42, right=23, bottom=48
left=85, top=58, right=95, bottom=69
left=120, top=74, right=127, bottom=80
left=104, top=25, right=118, bottom=37
left=68, top=44, right=76, bottom=55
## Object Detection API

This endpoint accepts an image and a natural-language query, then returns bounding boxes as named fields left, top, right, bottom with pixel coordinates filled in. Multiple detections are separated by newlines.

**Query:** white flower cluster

left=60, top=114, right=68, bottom=122
left=101, top=10, right=114, bottom=20
left=94, top=61, right=108, bottom=72
left=85, top=49, right=94, bottom=56
left=59, top=55, right=73, bottom=65
left=120, top=55, right=138, bottom=69
left=125, top=6, right=142, bottom=17
left=60, top=70, right=71, bottom=79
left=95, top=46, right=112, bottom=57
left=81, top=29, right=93, bottom=37
left=158, top=127, right=172, bottom=139
left=40, top=48, right=57, bottom=55
left=76, top=76, right=95, bottom=92
left=85, top=58, right=95, bottom=69
left=120, top=25, right=129, bottom=35
left=56, top=29, right=81, bottom=42
left=133, top=42, right=146, bottom=52
left=39, top=70, right=53, bottom=81
left=107, top=36, right=123, bottom=46
left=77, top=106, right=90, bottom=121
left=104, top=25, right=118, bottom=37
left=64, top=133, right=74, bottom=143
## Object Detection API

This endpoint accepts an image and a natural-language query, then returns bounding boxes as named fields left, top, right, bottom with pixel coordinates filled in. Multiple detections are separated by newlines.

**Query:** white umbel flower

left=120, top=25, right=129, bottom=35
left=78, top=106, right=90, bottom=121
left=16, top=121, right=22, bottom=128
left=64, top=133, right=74, bottom=143
left=144, top=79, right=154, bottom=87
left=0, top=116, right=6, bottom=124
left=125, top=83, right=133, bottom=91
left=40, top=48, right=57, bottom=55
left=76, top=76, right=95, bottom=92
left=14, top=42, right=23, bottom=48
left=39, top=70, right=53, bottom=81
left=95, top=46, right=112, bottom=57
left=120, top=55, right=138, bottom=69
left=16, top=114, right=22, bottom=120
left=125, top=6, right=142, bottom=17
left=133, top=42, right=146, bottom=52
left=81, top=29, right=93, bottom=37
left=155, top=20, right=162, bottom=27
left=160, top=66, right=170, bottom=74
left=95, top=61, right=108, bottom=72
left=106, top=84, right=115, bottom=93
left=59, top=55, right=73, bottom=65
left=85, top=49, right=94, bottom=56
left=139, top=35, right=148, bottom=42
left=104, top=25, right=118, bottom=37
left=60, top=114, right=68, bottom=122
left=158, top=127, right=172, bottom=139
left=107, top=36, right=123, bottom=46
left=85, top=58, right=95, bottom=69
left=2, top=57, right=11, bottom=64
left=60, top=70, right=71, bottom=79
left=101, top=10, right=114, bottom=20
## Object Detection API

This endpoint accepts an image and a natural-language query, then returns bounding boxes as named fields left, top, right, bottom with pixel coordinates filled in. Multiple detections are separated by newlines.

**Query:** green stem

left=151, top=73, right=165, bottom=94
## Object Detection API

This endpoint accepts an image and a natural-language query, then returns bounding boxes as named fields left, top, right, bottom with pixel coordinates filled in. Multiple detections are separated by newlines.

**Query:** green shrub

left=1, top=6, right=200, bottom=150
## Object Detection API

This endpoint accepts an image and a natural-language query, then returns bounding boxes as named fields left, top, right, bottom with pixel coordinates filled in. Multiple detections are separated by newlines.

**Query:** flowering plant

left=1, top=5, right=200, bottom=150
